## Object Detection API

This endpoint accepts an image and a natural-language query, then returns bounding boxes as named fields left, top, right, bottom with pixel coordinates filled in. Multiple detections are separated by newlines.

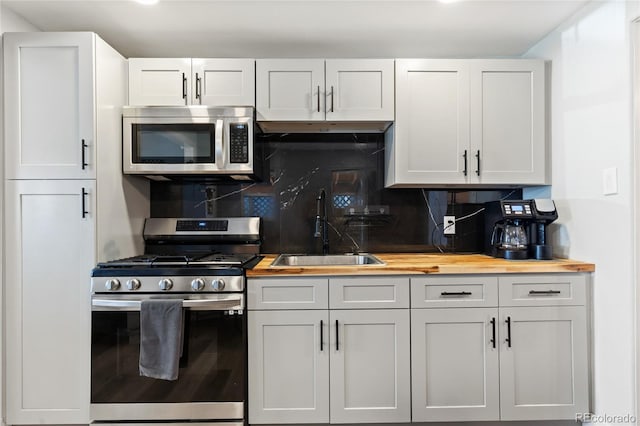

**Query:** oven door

left=90, top=294, right=245, bottom=422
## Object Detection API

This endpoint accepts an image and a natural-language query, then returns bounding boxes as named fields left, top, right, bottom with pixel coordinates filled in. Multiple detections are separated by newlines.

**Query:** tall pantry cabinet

left=3, top=32, right=149, bottom=424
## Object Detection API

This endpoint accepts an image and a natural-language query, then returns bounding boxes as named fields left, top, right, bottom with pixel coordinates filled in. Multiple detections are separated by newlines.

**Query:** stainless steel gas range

left=90, top=217, right=261, bottom=426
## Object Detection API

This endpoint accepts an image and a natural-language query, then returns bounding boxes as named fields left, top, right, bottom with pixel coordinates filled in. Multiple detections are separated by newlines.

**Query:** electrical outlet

left=443, top=215, right=456, bottom=235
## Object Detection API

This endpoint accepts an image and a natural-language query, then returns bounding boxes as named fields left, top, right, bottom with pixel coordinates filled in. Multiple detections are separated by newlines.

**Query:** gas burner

left=97, top=253, right=257, bottom=269
left=91, top=217, right=261, bottom=294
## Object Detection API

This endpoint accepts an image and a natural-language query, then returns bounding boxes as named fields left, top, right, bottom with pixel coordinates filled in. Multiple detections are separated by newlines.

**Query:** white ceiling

left=3, top=0, right=590, bottom=58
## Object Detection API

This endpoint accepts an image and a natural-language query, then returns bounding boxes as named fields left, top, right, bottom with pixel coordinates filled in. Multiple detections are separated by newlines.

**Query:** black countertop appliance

left=528, top=199, right=559, bottom=260
left=484, top=199, right=558, bottom=260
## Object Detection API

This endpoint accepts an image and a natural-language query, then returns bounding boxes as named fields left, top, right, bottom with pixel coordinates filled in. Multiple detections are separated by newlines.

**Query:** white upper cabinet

left=256, top=59, right=325, bottom=121
left=386, top=58, right=547, bottom=187
left=325, top=59, right=395, bottom=121
left=4, top=32, right=96, bottom=180
left=192, top=58, right=255, bottom=106
left=390, top=59, right=470, bottom=185
left=128, top=58, right=191, bottom=106
left=128, top=57, right=255, bottom=106
left=470, top=60, right=546, bottom=185
left=256, top=58, right=394, bottom=122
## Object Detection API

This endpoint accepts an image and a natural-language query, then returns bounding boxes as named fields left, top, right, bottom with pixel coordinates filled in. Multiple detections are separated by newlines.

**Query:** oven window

left=91, top=310, right=244, bottom=403
left=132, top=123, right=216, bottom=164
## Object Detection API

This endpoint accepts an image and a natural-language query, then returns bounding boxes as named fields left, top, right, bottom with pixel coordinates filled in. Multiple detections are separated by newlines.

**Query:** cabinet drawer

left=329, top=277, right=410, bottom=309
left=498, top=274, right=586, bottom=306
left=248, top=278, right=328, bottom=310
left=411, top=275, right=498, bottom=308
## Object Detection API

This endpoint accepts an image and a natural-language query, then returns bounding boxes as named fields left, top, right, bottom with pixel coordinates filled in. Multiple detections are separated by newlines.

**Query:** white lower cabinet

left=248, top=310, right=329, bottom=423
left=5, top=180, right=96, bottom=424
left=330, top=309, right=410, bottom=424
left=248, top=273, right=590, bottom=424
left=411, top=308, right=500, bottom=421
left=248, top=276, right=411, bottom=424
left=499, top=306, right=588, bottom=420
left=411, top=274, right=589, bottom=423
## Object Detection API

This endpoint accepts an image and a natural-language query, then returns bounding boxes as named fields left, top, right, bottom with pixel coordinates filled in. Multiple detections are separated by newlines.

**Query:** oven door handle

left=91, top=296, right=244, bottom=312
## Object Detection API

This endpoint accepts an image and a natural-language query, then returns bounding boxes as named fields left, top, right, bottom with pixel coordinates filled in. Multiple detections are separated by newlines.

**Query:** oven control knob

left=211, top=279, right=226, bottom=291
left=105, top=279, right=121, bottom=291
left=126, top=279, right=141, bottom=291
left=158, top=278, right=173, bottom=291
left=191, top=278, right=206, bottom=291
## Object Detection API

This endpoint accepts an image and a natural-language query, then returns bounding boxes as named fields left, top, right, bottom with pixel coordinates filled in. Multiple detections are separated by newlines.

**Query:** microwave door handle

left=91, top=296, right=244, bottom=311
left=215, top=119, right=225, bottom=168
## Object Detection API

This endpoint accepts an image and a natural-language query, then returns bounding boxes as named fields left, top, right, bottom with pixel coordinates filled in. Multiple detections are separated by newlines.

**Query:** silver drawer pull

left=441, top=291, right=472, bottom=296
left=528, top=290, right=561, bottom=295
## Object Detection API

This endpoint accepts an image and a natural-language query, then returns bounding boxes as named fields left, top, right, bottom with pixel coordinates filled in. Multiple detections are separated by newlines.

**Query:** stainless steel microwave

left=123, top=106, right=256, bottom=180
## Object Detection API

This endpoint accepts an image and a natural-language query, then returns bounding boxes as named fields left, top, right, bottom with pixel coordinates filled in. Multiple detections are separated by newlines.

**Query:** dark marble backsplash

left=150, top=133, right=521, bottom=254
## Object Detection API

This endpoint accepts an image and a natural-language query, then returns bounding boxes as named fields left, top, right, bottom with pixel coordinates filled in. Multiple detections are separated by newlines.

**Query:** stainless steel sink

left=270, top=253, right=384, bottom=267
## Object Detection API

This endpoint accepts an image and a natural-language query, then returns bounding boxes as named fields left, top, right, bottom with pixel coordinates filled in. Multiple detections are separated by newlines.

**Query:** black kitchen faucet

left=314, top=189, right=330, bottom=255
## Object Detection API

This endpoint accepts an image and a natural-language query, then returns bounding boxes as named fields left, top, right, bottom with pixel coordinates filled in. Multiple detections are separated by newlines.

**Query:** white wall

left=526, top=0, right=638, bottom=422
left=0, top=6, right=40, bottom=426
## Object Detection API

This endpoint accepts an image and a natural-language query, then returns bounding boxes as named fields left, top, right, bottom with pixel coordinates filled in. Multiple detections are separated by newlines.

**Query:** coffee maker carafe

left=484, top=200, right=534, bottom=260
left=492, top=219, right=529, bottom=258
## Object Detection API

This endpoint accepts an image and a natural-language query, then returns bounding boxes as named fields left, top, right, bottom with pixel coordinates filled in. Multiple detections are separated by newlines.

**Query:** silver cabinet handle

left=317, top=85, right=320, bottom=112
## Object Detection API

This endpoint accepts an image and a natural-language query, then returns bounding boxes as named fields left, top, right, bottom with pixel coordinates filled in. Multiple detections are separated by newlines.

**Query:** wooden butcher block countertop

left=247, top=253, right=595, bottom=277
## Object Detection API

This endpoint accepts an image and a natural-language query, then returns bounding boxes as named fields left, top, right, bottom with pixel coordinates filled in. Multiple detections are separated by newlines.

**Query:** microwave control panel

left=229, top=123, right=249, bottom=163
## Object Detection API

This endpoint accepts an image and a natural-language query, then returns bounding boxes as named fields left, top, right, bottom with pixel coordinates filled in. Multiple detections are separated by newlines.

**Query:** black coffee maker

left=484, top=199, right=558, bottom=260
left=484, top=200, right=533, bottom=260
left=528, top=199, right=558, bottom=260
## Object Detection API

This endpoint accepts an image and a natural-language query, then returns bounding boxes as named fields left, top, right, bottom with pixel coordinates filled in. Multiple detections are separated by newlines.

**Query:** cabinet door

left=330, top=309, right=410, bottom=423
left=325, top=59, right=394, bottom=121
left=256, top=59, right=325, bottom=121
left=192, top=58, right=255, bottom=106
left=470, top=59, right=546, bottom=185
left=4, top=32, right=96, bottom=179
left=128, top=58, right=191, bottom=106
left=248, top=310, right=329, bottom=424
left=390, top=59, right=470, bottom=186
left=499, top=306, right=589, bottom=420
left=5, top=179, right=95, bottom=424
left=411, top=308, right=500, bottom=421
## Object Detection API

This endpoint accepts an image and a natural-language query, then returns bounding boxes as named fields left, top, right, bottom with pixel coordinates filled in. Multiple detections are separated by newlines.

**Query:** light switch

left=602, top=167, right=618, bottom=195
